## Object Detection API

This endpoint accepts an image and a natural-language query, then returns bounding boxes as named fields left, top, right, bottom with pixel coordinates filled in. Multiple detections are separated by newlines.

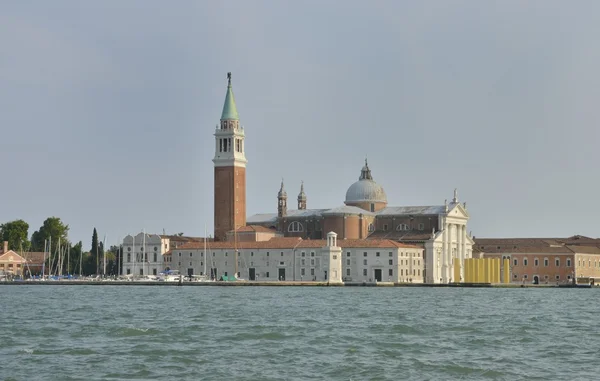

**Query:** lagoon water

left=1, top=286, right=598, bottom=380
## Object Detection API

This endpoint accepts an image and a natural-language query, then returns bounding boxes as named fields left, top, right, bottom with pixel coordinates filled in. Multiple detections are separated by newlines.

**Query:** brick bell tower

left=213, top=73, right=247, bottom=241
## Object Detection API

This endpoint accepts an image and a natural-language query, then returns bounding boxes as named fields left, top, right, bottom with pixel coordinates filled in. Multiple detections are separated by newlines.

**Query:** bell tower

left=297, top=181, right=307, bottom=210
left=278, top=179, right=287, bottom=218
left=213, top=73, right=247, bottom=241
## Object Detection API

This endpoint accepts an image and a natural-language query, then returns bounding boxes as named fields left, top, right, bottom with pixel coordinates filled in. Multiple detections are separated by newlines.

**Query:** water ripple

left=0, top=286, right=599, bottom=380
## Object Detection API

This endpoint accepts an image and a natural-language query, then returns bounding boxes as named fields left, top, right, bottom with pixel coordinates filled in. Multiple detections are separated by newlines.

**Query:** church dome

left=344, top=160, right=387, bottom=204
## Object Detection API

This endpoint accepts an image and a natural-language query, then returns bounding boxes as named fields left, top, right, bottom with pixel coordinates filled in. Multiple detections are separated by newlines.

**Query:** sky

left=1, top=0, right=599, bottom=248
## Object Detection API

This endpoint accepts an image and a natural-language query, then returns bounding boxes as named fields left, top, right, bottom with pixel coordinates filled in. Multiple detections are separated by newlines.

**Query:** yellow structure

left=464, top=257, right=501, bottom=283
left=453, top=258, right=460, bottom=283
left=502, top=258, right=510, bottom=283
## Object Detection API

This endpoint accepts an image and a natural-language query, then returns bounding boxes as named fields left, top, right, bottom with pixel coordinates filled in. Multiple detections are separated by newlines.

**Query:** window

left=346, top=268, right=350, bottom=276
left=389, top=269, right=393, bottom=276
left=267, top=252, right=270, bottom=256
left=346, top=259, right=350, bottom=265
left=363, top=259, right=367, bottom=265
left=389, top=252, right=393, bottom=257
left=363, top=269, right=367, bottom=276
left=251, top=252, right=254, bottom=256
left=127, top=253, right=131, bottom=262
left=376, top=252, right=380, bottom=257
left=524, top=258, right=528, bottom=266
left=555, top=258, right=560, bottom=267
left=301, top=252, right=305, bottom=257
left=524, top=274, right=528, bottom=279
left=189, top=262, right=192, bottom=266
left=513, top=274, right=517, bottom=279
left=302, top=259, right=306, bottom=266
left=418, top=223, right=425, bottom=231
left=310, top=259, right=315, bottom=266
left=363, top=252, right=367, bottom=257
left=127, top=269, right=131, bottom=275
left=389, top=259, right=393, bottom=265
left=190, top=253, right=192, bottom=257
left=383, top=224, right=388, bottom=231
left=310, top=268, right=315, bottom=276
left=266, top=272, right=270, bottom=278
left=333, top=255, right=337, bottom=260
left=513, top=258, right=518, bottom=266
left=544, top=258, right=548, bottom=267
left=370, top=203, right=375, bottom=212
left=281, top=252, right=284, bottom=256
left=347, top=252, right=350, bottom=257
left=279, top=261, right=284, bottom=265
left=368, top=223, right=374, bottom=232
left=288, top=221, right=304, bottom=232
left=401, top=269, right=404, bottom=275
left=534, top=258, right=539, bottom=266
left=301, top=268, right=305, bottom=276
left=311, top=252, right=315, bottom=257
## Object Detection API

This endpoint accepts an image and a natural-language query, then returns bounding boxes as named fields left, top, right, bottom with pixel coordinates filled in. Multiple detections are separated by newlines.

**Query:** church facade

left=214, top=74, right=474, bottom=284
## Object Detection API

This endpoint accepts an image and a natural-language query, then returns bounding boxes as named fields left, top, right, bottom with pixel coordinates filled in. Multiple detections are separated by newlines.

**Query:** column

left=442, top=223, right=448, bottom=283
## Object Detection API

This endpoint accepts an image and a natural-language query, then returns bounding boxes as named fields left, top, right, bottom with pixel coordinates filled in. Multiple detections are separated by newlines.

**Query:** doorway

left=278, top=268, right=285, bottom=281
left=249, top=268, right=256, bottom=281
left=324, top=270, right=328, bottom=281
left=533, top=275, right=539, bottom=285
left=374, top=269, right=382, bottom=282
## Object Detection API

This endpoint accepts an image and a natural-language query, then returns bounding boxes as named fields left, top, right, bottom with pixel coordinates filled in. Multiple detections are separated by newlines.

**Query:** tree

left=107, top=244, right=123, bottom=276
left=90, top=228, right=105, bottom=275
left=30, top=217, right=69, bottom=253
left=69, top=241, right=83, bottom=275
left=0, top=219, right=30, bottom=252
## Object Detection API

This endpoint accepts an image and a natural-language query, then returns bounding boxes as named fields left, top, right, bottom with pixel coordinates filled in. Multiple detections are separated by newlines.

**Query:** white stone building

left=166, top=233, right=424, bottom=283
left=121, top=233, right=206, bottom=276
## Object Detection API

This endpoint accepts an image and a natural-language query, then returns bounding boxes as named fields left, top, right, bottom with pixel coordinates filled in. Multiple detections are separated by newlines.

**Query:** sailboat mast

left=79, top=244, right=82, bottom=277
left=102, top=234, right=107, bottom=276
left=204, top=225, right=207, bottom=276
left=67, top=245, right=70, bottom=276
left=42, top=239, right=47, bottom=277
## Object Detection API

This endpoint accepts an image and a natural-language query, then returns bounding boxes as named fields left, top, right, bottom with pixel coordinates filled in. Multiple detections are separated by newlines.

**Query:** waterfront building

left=0, top=241, right=45, bottom=276
left=475, top=236, right=600, bottom=284
left=210, top=74, right=474, bottom=283
left=121, top=233, right=207, bottom=276
left=0, top=246, right=25, bottom=277
left=167, top=232, right=424, bottom=282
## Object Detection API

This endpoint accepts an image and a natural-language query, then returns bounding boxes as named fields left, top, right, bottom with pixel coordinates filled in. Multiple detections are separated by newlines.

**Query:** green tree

left=0, top=219, right=31, bottom=252
left=90, top=228, right=105, bottom=275
left=69, top=241, right=83, bottom=275
left=106, top=245, right=123, bottom=276
left=30, top=217, right=70, bottom=253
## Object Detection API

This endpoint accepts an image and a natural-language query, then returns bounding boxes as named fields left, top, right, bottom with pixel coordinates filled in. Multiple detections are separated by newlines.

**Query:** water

left=1, top=286, right=598, bottom=380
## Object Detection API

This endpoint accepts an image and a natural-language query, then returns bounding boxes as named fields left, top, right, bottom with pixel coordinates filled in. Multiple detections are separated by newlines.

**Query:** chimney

left=3, top=241, right=8, bottom=253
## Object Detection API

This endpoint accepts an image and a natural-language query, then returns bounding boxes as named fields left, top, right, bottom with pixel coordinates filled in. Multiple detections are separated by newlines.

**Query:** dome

left=344, top=159, right=387, bottom=204
left=345, top=179, right=387, bottom=204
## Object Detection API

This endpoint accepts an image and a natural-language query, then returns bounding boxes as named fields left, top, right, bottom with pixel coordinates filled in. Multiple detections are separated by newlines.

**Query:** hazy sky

left=2, top=0, right=599, bottom=248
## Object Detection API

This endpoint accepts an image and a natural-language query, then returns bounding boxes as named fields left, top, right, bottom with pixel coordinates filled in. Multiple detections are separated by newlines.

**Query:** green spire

left=221, top=72, right=239, bottom=120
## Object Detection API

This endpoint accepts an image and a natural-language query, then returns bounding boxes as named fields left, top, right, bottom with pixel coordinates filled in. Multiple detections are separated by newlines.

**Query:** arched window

left=368, top=223, right=375, bottom=232
left=127, top=253, right=131, bottom=262
left=288, top=221, right=304, bottom=232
